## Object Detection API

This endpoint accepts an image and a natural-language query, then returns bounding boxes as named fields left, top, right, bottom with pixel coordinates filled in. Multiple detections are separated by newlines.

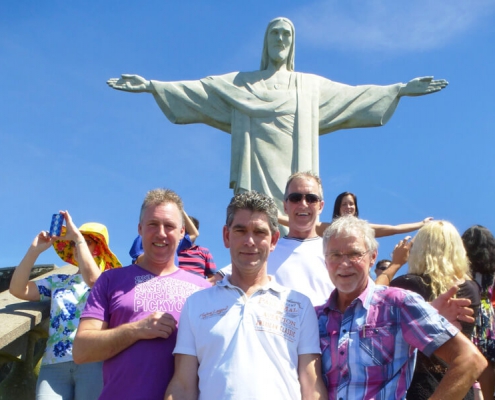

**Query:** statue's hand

left=399, top=76, right=448, bottom=97
left=107, top=74, right=152, bottom=93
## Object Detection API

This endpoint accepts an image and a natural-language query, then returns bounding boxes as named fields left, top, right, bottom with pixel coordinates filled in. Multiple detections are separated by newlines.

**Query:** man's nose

left=244, top=233, right=255, bottom=246
left=157, top=225, right=167, bottom=236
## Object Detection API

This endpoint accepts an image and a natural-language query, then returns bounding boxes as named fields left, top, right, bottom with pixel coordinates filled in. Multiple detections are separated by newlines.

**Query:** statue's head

left=260, top=17, right=295, bottom=71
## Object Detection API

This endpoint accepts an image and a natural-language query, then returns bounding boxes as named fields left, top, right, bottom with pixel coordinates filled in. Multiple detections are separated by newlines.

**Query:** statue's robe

left=151, top=71, right=401, bottom=213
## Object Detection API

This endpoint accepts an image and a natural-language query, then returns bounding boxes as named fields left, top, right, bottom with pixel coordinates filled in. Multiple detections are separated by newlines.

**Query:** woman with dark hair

left=462, top=225, right=495, bottom=400
left=332, top=191, right=359, bottom=218
left=280, top=191, right=431, bottom=238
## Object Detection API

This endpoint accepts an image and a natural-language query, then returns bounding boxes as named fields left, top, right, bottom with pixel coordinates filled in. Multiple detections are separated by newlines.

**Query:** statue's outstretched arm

left=398, top=76, right=448, bottom=97
left=107, top=74, right=154, bottom=93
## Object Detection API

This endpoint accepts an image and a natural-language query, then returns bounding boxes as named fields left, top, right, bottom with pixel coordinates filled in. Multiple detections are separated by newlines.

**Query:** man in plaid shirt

left=316, top=216, right=486, bottom=399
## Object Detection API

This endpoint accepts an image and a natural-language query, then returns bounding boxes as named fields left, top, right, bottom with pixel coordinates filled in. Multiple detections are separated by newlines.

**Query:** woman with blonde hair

left=387, top=221, right=481, bottom=399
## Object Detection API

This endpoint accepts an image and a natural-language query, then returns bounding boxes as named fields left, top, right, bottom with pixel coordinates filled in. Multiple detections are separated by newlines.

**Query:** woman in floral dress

left=10, top=210, right=121, bottom=400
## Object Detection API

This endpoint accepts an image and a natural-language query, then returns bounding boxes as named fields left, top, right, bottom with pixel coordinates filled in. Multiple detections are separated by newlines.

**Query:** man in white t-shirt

left=268, top=171, right=335, bottom=307
left=165, top=191, right=327, bottom=399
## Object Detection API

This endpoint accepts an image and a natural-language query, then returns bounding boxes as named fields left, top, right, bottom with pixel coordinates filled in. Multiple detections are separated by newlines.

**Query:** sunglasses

left=285, top=193, right=321, bottom=204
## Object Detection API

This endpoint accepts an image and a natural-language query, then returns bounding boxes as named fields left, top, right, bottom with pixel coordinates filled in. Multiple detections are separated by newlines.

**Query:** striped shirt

left=177, top=245, right=217, bottom=278
left=315, top=278, right=458, bottom=400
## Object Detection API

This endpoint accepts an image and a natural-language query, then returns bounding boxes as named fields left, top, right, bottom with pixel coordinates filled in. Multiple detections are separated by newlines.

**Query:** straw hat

left=53, top=222, right=122, bottom=271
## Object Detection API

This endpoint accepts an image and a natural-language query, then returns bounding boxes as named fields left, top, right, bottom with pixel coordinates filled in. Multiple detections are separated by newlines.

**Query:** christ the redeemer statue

left=108, top=17, right=447, bottom=213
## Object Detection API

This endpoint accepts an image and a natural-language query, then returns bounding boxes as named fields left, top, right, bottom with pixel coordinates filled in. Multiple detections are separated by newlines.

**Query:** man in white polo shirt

left=165, top=191, right=327, bottom=399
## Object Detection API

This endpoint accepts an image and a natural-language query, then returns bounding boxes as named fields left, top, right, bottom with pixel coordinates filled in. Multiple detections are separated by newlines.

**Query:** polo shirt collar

left=218, top=274, right=287, bottom=294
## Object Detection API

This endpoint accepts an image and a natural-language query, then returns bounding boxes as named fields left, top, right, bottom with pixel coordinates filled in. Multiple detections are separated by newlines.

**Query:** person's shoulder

left=459, top=279, right=481, bottom=303
left=173, top=269, right=211, bottom=289
left=95, top=264, right=140, bottom=286
left=371, top=284, right=420, bottom=305
left=276, top=285, right=314, bottom=307
left=289, top=289, right=313, bottom=307
left=191, top=244, right=212, bottom=254
left=101, top=264, right=136, bottom=277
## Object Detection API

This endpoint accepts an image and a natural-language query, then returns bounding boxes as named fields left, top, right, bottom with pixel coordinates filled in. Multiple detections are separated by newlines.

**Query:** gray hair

left=140, top=188, right=184, bottom=225
left=260, top=17, right=295, bottom=71
left=284, top=171, right=323, bottom=200
left=322, top=215, right=378, bottom=253
left=226, top=191, right=279, bottom=235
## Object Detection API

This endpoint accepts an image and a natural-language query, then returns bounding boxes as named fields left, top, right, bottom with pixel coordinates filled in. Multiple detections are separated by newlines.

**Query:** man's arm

left=164, top=354, right=199, bottom=400
left=183, top=211, right=199, bottom=244
left=73, top=312, right=177, bottom=364
left=431, top=333, right=487, bottom=399
left=298, top=353, right=328, bottom=399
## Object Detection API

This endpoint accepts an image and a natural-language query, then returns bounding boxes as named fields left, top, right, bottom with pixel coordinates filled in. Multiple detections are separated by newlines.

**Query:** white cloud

left=294, top=0, right=495, bottom=53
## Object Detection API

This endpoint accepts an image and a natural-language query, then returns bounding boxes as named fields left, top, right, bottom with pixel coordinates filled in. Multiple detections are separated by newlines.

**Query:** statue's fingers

left=431, top=79, right=448, bottom=86
left=418, top=76, right=434, bottom=83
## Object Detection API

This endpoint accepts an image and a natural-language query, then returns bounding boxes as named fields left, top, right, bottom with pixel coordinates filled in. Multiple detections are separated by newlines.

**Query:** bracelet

left=74, top=239, right=85, bottom=246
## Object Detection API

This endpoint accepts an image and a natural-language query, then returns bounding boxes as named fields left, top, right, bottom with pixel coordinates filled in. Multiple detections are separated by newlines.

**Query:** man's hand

left=399, top=76, right=448, bottom=97
left=107, top=74, right=152, bottom=93
left=431, top=286, right=474, bottom=329
left=136, top=312, right=177, bottom=340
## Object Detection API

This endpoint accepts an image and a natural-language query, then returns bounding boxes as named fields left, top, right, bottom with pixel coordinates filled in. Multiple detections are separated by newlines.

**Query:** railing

left=0, top=265, right=77, bottom=399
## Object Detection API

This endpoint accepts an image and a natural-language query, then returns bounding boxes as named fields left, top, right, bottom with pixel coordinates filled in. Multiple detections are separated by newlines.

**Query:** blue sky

left=2, top=1, right=495, bottom=277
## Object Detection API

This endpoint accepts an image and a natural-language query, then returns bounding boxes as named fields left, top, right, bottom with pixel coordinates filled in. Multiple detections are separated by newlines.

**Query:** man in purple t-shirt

left=73, top=189, right=210, bottom=400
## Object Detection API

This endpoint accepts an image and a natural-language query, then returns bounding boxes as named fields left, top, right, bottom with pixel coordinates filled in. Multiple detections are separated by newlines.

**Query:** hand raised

left=391, top=236, right=413, bottom=266
left=422, top=217, right=433, bottom=225
left=57, top=210, right=82, bottom=242
left=31, top=231, right=54, bottom=254
left=107, top=74, right=151, bottom=93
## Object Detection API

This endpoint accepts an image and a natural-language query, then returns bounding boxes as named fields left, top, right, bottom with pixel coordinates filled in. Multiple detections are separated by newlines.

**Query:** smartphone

left=49, top=213, right=64, bottom=237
